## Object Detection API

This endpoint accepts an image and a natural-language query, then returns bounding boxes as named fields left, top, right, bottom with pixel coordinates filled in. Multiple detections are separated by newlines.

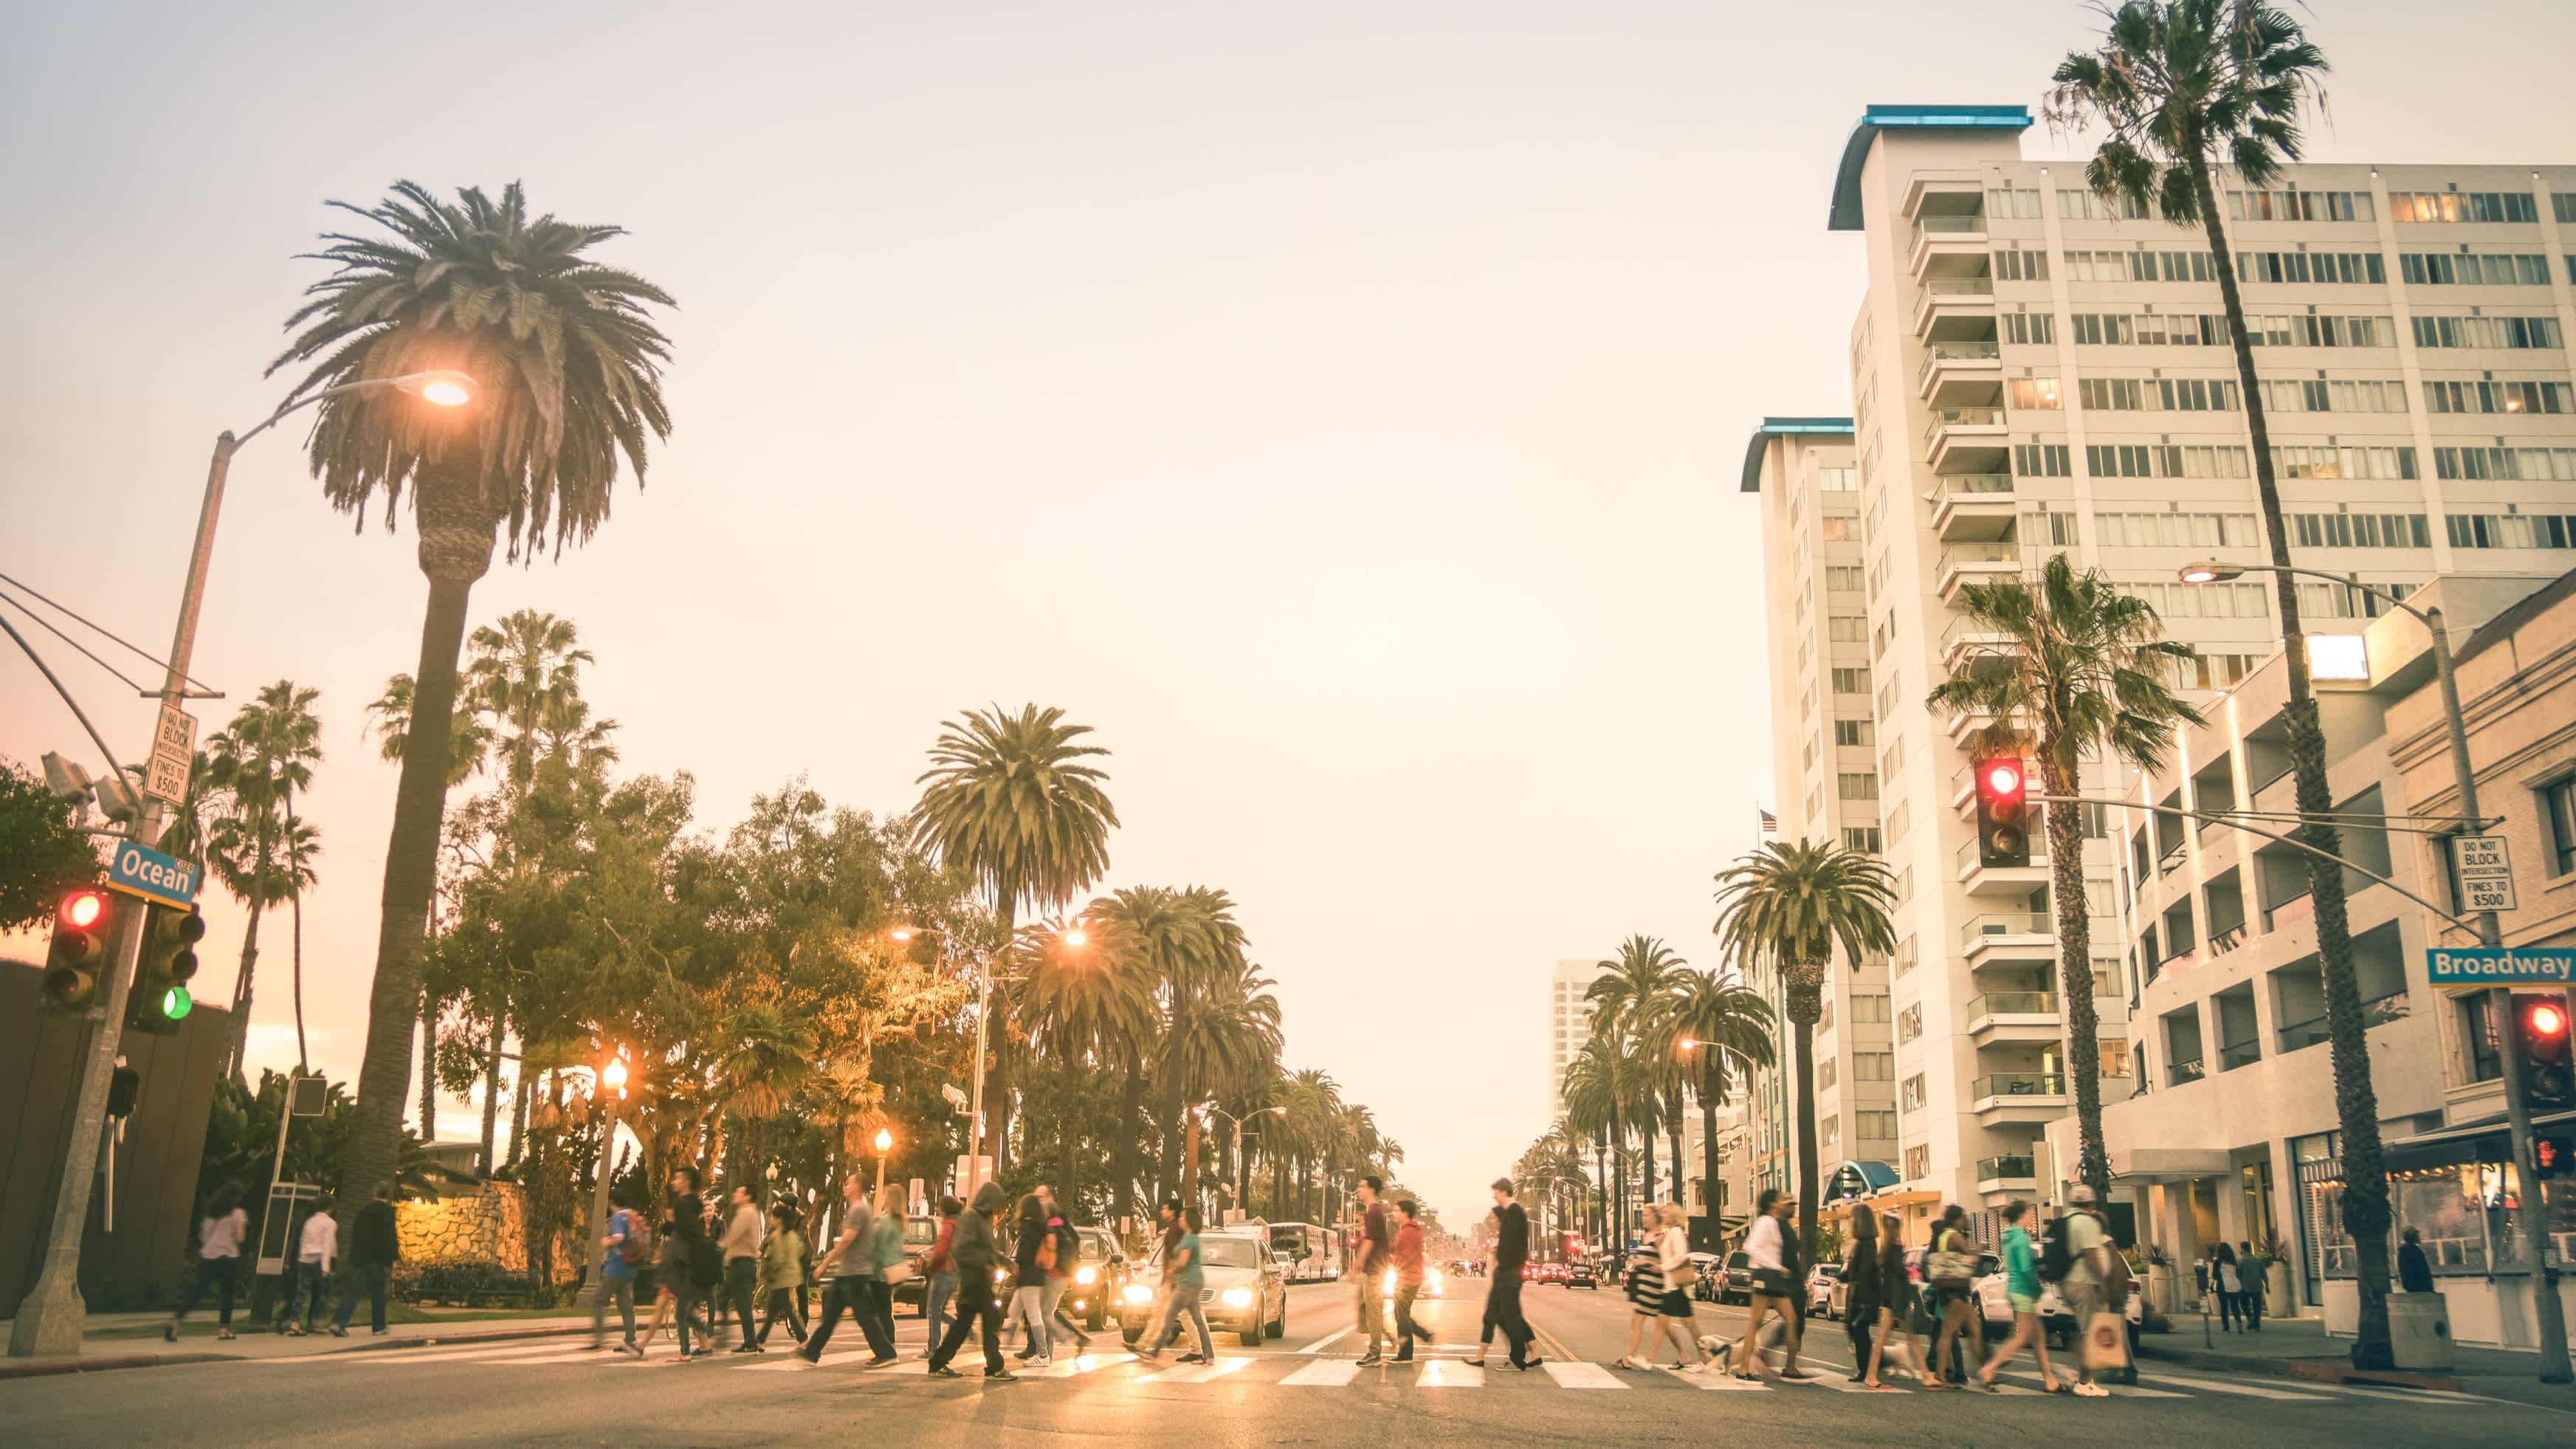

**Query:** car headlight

left=1380, top=1270, right=1396, bottom=1295
left=1123, top=1284, right=1154, bottom=1306
left=1076, top=1266, right=1098, bottom=1285
left=1425, top=1270, right=1443, bottom=1294
left=1221, top=1287, right=1253, bottom=1308
left=993, top=1269, right=1007, bottom=1284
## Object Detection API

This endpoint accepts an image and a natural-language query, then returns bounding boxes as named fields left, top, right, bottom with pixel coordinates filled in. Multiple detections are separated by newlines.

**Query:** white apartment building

left=1748, top=103, right=2576, bottom=1247
left=1547, top=958, right=1611, bottom=1106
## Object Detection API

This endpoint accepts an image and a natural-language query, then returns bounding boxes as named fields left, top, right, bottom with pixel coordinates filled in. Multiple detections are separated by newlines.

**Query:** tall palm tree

left=912, top=704, right=1117, bottom=1178
left=1927, top=556, right=2200, bottom=1202
left=1560, top=1039, right=1631, bottom=1247
left=204, top=681, right=324, bottom=1077
left=1022, top=913, right=1158, bottom=1206
left=1662, top=968, right=1774, bottom=1223
left=1168, top=961, right=1283, bottom=1206
left=1586, top=935, right=1689, bottom=1206
left=466, top=610, right=595, bottom=791
left=365, top=670, right=490, bottom=1147
left=716, top=1003, right=818, bottom=1177
left=1712, top=841, right=1895, bottom=1258
left=1276, top=1067, right=1343, bottom=1223
left=2047, top=7, right=2395, bottom=1366
left=275, top=179, right=676, bottom=1209
left=272, top=816, right=323, bottom=1069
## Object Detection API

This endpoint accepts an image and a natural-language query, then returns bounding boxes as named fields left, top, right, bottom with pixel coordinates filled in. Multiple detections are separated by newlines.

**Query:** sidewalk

left=2140, top=1313, right=2576, bottom=1416
left=0, top=1310, right=598, bottom=1381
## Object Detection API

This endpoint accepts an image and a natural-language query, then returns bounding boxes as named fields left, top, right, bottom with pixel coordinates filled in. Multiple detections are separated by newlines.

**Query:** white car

left=1972, top=1263, right=2143, bottom=1352
left=1117, top=1231, right=1288, bottom=1349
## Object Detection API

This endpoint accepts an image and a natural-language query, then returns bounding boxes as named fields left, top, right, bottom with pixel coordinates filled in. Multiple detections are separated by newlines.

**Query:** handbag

left=1669, top=1259, right=1697, bottom=1293
left=1749, top=1267, right=1792, bottom=1297
left=883, top=1257, right=916, bottom=1287
left=1927, top=1229, right=1973, bottom=1287
left=2083, top=1310, right=2129, bottom=1370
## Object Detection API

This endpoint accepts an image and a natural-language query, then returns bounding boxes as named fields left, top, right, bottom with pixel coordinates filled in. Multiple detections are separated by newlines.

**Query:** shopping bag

left=2083, top=1311, right=2129, bottom=1370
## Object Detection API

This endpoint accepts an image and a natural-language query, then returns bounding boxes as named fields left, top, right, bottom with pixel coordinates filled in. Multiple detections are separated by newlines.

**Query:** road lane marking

left=1281, top=1359, right=1362, bottom=1386
left=1664, top=1367, right=1765, bottom=1390
left=1413, top=1360, right=1482, bottom=1388
left=1296, top=1328, right=1352, bottom=1355
left=1540, top=1360, right=1627, bottom=1389
left=2135, top=1371, right=2335, bottom=1401
left=1994, top=1370, right=2186, bottom=1399
left=1027, top=1352, right=1127, bottom=1379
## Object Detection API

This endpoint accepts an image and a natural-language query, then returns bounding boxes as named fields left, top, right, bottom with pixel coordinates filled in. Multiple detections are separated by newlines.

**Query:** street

left=7, top=1277, right=2569, bottom=1446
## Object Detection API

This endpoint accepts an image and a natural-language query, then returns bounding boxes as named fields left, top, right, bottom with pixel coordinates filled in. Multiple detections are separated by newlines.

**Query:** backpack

left=689, top=1233, right=723, bottom=1290
left=1035, top=1227, right=1058, bottom=1273
left=2039, top=1214, right=2074, bottom=1284
left=616, top=1211, right=649, bottom=1267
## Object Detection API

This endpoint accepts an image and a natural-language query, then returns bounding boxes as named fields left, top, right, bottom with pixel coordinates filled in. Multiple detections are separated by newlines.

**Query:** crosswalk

left=253, top=1335, right=2443, bottom=1408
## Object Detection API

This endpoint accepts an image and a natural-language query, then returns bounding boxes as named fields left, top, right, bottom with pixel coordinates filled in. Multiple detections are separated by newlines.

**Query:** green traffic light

left=159, top=986, right=192, bottom=1021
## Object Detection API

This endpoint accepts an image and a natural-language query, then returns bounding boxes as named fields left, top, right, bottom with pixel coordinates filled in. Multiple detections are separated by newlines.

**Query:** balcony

left=2169, top=1057, right=2208, bottom=1087
left=2263, top=890, right=2314, bottom=933
left=1961, top=912, right=2054, bottom=963
left=1936, top=537, right=2020, bottom=602
left=1915, top=275, right=1997, bottom=337
left=1971, top=1073, right=2068, bottom=1126
left=1969, top=991, right=2064, bottom=1044
left=1925, top=406, right=2008, bottom=475
left=2218, top=1036, right=2263, bottom=1073
left=1955, top=835, right=2051, bottom=895
left=1977, top=1155, right=2038, bottom=1192
left=1909, top=213, right=1988, bottom=278
left=1916, top=340, right=2002, bottom=402
left=1932, top=472, right=2017, bottom=540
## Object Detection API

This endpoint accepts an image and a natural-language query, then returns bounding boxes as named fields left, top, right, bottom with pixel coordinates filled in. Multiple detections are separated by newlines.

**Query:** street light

left=2180, top=558, right=2572, bottom=1383
left=892, top=921, right=1087, bottom=1196
left=8, top=367, right=479, bottom=1362
left=579, top=1050, right=631, bottom=1326
left=874, top=1127, right=895, bottom=1198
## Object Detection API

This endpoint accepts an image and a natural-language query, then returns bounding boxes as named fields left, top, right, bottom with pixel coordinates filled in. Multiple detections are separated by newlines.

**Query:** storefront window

left=2389, top=1165, right=2490, bottom=1272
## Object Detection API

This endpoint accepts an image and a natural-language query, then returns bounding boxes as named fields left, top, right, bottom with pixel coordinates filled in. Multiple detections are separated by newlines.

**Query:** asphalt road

left=6, top=1276, right=2570, bottom=1447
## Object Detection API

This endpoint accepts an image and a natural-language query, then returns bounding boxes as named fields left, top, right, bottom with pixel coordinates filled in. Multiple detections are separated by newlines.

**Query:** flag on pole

left=1756, top=807, right=1778, bottom=836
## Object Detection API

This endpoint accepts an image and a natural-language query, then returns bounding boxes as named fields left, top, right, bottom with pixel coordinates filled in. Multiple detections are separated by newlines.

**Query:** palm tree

left=1560, top=1039, right=1631, bottom=1247
left=912, top=704, right=1118, bottom=1178
left=204, top=681, right=324, bottom=1077
left=1022, top=913, right=1158, bottom=1206
left=274, top=179, right=676, bottom=1210
left=1586, top=935, right=1689, bottom=1206
left=1081, top=887, right=1194, bottom=1220
left=1276, top=1067, right=1343, bottom=1222
left=1927, top=556, right=2200, bottom=1200
left=1168, top=961, right=1283, bottom=1207
left=1712, top=841, right=1895, bottom=1257
left=716, top=1003, right=818, bottom=1178
left=2047, top=7, right=2395, bottom=1366
left=466, top=610, right=595, bottom=790
left=1662, top=968, right=1774, bottom=1223
left=366, top=672, right=494, bottom=789
left=272, top=816, right=323, bottom=1068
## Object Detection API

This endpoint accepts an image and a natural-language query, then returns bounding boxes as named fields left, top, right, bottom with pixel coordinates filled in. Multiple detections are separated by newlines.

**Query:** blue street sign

left=106, top=840, right=200, bottom=909
left=2426, top=947, right=2576, bottom=988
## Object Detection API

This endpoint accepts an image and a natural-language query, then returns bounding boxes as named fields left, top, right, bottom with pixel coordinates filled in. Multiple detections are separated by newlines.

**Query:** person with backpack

left=2055, top=1183, right=2116, bottom=1397
left=1035, top=1185, right=1092, bottom=1355
left=922, top=1195, right=962, bottom=1353
left=756, top=1198, right=808, bottom=1348
left=926, top=1181, right=1016, bottom=1380
left=1924, top=1204, right=1986, bottom=1391
left=590, top=1185, right=647, bottom=1355
left=1974, top=1200, right=2058, bottom=1392
left=1006, top=1194, right=1058, bottom=1365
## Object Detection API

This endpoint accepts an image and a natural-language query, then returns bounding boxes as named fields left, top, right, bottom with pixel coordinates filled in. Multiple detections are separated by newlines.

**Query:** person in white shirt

left=166, top=1186, right=249, bottom=1341
left=1735, top=1189, right=1807, bottom=1381
left=285, top=1199, right=337, bottom=1336
left=1647, top=1203, right=1710, bottom=1371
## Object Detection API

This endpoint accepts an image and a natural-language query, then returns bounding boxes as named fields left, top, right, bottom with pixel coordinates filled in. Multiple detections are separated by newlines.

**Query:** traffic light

left=1974, top=757, right=2032, bottom=867
left=41, top=886, right=115, bottom=1012
left=125, top=901, right=204, bottom=1036
left=2538, top=1134, right=2572, bottom=1181
left=2516, top=995, right=2574, bottom=1112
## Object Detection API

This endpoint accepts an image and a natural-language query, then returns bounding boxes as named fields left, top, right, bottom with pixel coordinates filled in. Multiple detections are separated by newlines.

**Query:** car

left=1712, top=1250, right=1754, bottom=1305
left=892, top=1214, right=941, bottom=1315
left=1805, top=1262, right=1845, bottom=1321
left=1063, top=1225, right=1130, bottom=1332
left=1684, top=1252, right=1723, bottom=1302
left=1565, top=1260, right=1599, bottom=1290
left=1971, top=1258, right=2143, bottom=1355
left=1117, top=1230, right=1287, bottom=1349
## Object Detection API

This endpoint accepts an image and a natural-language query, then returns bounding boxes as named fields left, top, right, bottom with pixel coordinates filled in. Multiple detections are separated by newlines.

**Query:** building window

left=2461, top=994, right=2504, bottom=1083
left=1831, top=667, right=1870, bottom=695
left=1843, top=826, right=1883, bottom=854
left=1821, top=1116, right=1842, bottom=1149
left=2100, top=1039, right=2130, bottom=1078
left=1901, top=1074, right=1926, bottom=1110
left=1853, top=1053, right=1895, bottom=1082
left=1896, top=1003, right=1923, bottom=1044
left=1825, top=565, right=1864, bottom=591
left=2389, top=190, right=2536, bottom=224
left=1819, top=1057, right=1839, bottom=1090
left=1838, top=773, right=1879, bottom=802
left=1904, top=1145, right=1931, bottom=1181
left=2545, top=777, right=2576, bottom=876
left=2008, top=376, right=2064, bottom=410
left=1854, top=1110, right=1895, bottom=1141
left=1833, top=719, right=1874, bottom=748
left=1848, top=994, right=1892, bottom=1024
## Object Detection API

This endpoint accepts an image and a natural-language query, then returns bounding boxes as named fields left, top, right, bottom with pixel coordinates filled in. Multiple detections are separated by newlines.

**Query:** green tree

left=1662, top=968, right=1774, bottom=1222
left=465, top=610, right=597, bottom=791
left=1712, top=841, right=1895, bottom=1256
left=1168, top=959, right=1282, bottom=1206
left=2046, top=4, right=2391, bottom=1363
left=1022, top=912, right=1159, bottom=1208
left=204, top=681, right=324, bottom=1077
left=1926, top=555, right=2200, bottom=1202
left=0, top=759, right=100, bottom=933
left=910, top=704, right=1117, bottom=1180
left=272, top=180, right=677, bottom=1214
left=1560, top=1038, right=1636, bottom=1247
left=1585, top=935, right=1689, bottom=1207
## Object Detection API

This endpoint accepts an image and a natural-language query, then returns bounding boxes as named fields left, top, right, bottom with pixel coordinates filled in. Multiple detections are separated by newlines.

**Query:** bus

left=1267, top=1222, right=1340, bottom=1283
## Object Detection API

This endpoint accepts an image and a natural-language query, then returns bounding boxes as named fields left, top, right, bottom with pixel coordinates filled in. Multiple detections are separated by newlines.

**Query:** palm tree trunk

left=2188, top=151, right=2393, bottom=1369
left=1667, top=1090, right=1684, bottom=1216
left=1061, top=1104, right=1080, bottom=1216
left=480, top=1013, right=505, bottom=1174
left=341, top=517, right=491, bottom=1233
left=291, top=891, right=308, bottom=1069
left=506, top=1068, right=531, bottom=1171
left=1698, top=1092, right=1721, bottom=1224
left=1112, top=1060, right=1144, bottom=1228
left=1181, top=1113, right=1203, bottom=1211
left=417, top=988, right=440, bottom=1143
left=225, top=890, right=266, bottom=1078
left=1787, top=969, right=1822, bottom=1265
left=1639, top=1106, right=1658, bottom=1216
left=2040, top=758, right=2109, bottom=1201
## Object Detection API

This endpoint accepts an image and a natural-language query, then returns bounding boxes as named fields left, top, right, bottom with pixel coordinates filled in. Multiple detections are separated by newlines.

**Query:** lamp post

left=1198, top=1104, right=1284, bottom=1222
left=892, top=923, right=1086, bottom=1197
left=2181, top=560, right=2569, bottom=1383
left=8, top=369, right=476, bottom=1360
left=874, top=1128, right=895, bottom=1200
left=579, top=1053, right=630, bottom=1323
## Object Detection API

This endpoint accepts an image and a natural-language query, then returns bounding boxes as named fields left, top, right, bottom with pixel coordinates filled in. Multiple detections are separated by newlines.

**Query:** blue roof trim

left=1827, top=103, right=2033, bottom=232
left=1828, top=1159, right=1903, bottom=1197
left=1739, top=416, right=1854, bottom=493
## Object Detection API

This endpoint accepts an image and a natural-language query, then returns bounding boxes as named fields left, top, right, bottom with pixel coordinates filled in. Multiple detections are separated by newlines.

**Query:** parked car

left=1805, top=1262, right=1844, bottom=1321
left=1117, top=1230, right=1287, bottom=1348
left=1686, top=1252, right=1723, bottom=1302
left=1565, top=1259, right=1599, bottom=1290
left=1971, top=1258, right=2143, bottom=1355
left=1064, top=1225, right=1130, bottom=1331
left=1712, top=1250, right=1754, bottom=1306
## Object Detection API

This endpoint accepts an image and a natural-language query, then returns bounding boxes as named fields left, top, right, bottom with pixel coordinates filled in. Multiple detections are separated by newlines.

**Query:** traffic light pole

left=8, top=432, right=234, bottom=1360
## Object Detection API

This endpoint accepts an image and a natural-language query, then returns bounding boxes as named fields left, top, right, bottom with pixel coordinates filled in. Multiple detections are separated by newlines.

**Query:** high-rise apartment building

left=1749, top=103, right=2576, bottom=1243
left=1547, top=958, right=1611, bottom=1106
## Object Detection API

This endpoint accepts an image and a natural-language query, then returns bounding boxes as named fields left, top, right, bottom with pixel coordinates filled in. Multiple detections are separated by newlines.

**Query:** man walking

left=1391, top=1200, right=1432, bottom=1361
left=1352, top=1175, right=1391, bottom=1366
left=2056, top=1184, right=2115, bottom=1398
left=799, top=1174, right=898, bottom=1367
left=590, top=1185, right=644, bottom=1355
left=1036, top=1185, right=1092, bottom=1355
left=283, top=1196, right=334, bottom=1336
left=723, top=1183, right=765, bottom=1352
left=1467, top=1178, right=1538, bottom=1369
left=329, top=1182, right=399, bottom=1338
left=927, top=1182, right=1016, bottom=1380
left=922, top=1195, right=961, bottom=1355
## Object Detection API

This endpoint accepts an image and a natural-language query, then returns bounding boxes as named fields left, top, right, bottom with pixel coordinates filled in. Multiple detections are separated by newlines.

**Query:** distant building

left=1547, top=958, right=1611, bottom=1106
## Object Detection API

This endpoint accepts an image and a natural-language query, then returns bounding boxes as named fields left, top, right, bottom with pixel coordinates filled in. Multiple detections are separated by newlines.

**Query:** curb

left=0, top=1352, right=227, bottom=1381
left=332, top=1323, right=594, bottom=1355
left=2139, top=1341, right=2462, bottom=1393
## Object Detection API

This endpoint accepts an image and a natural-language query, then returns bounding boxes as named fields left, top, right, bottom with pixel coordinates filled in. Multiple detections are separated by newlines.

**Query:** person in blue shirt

left=592, top=1186, right=644, bottom=1355
left=1974, top=1200, right=2058, bottom=1392
left=1135, top=1205, right=1215, bottom=1364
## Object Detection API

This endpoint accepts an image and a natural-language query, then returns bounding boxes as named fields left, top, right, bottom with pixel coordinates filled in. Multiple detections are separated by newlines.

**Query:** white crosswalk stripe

left=1281, top=1359, right=1361, bottom=1386
left=1540, top=1360, right=1625, bottom=1389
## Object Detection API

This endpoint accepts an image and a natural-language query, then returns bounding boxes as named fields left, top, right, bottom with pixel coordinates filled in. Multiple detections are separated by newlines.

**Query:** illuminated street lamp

left=892, top=922, right=1088, bottom=1194
left=581, top=1049, right=631, bottom=1325
left=874, top=1127, right=895, bottom=1196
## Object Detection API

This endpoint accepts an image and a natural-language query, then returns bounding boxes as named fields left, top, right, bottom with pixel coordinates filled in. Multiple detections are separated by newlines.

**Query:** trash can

left=2386, top=1293, right=2453, bottom=1370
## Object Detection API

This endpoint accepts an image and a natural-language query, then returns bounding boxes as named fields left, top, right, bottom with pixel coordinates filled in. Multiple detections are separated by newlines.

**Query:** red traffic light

left=61, top=888, right=109, bottom=932
left=1981, top=760, right=2025, bottom=800
left=2532, top=1002, right=2569, bottom=1040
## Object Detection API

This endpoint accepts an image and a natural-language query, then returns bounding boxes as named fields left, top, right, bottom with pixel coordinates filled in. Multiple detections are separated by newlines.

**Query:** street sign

left=2426, top=946, right=2576, bottom=988
left=2451, top=834, right=2518, bottom=913
left=105, top=839, right=200, bottom=909
left=142, top=702, right=196, bottom=805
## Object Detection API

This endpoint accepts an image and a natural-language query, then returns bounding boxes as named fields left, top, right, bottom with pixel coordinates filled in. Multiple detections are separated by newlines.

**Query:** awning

left=2381, top=1108, right=2576, bottom=1174
left=2107, top=1146, right=2234, bottom=1184
left=1825, top=1160, right=1900, bottom=1200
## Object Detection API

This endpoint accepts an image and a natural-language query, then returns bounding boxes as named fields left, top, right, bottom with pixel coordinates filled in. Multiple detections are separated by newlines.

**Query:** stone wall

left=396, top=1183, right=585, bottom=1284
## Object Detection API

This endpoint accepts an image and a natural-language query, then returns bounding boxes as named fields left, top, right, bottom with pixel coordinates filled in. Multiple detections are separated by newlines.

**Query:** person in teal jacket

left=1975, top=1200, right=2060, bottom=1392
left=867, top=1183, right=908, bottom=1349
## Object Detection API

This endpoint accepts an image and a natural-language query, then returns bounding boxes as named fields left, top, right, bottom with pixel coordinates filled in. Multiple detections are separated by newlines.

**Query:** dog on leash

left=1695, top=1335, right=1736, bottom=1371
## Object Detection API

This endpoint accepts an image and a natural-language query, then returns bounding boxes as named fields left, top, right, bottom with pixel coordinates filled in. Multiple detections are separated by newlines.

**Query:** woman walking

left=1735, top=1189, right=1806, bottom=1381
left=1923, top=1204, right=1984, bottom=1389
left=2212, top=1242, right=2244, bottom=1332
left=639, top=1166, right=716, bottom=1358
left=1007, top=1194, right=1055, bottom=1366
left=755, top=1199, right=808, bottom=1349
left=1863, top=1222, right=1921, bottom=1388
left=1974, top=1200, right=2059, bottom=1393
left=1616, top=1214, right=1669, bottom=1369
left=1839, top=1203, right=1883, bottom=1385
left=1647, top=1204, right=1709, bottom=1372
left=165, top=1185, right=249, bottom=1341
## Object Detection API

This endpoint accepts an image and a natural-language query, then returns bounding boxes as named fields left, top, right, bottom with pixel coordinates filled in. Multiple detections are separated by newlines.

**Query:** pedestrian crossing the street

left=251, top=1335, right=2454, bottom=1408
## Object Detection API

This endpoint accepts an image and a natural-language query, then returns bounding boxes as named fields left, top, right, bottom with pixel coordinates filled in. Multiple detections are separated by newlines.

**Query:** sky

left=4, top=0, right=2572, bottom=1225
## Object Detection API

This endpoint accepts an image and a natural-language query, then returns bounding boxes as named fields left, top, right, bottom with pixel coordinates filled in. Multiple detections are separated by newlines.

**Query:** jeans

left=925, top=1270, right=958, bottom=1346
left=1008, top=1285, right=1052, bottom=1358
left=1394, top=1283, right=1429, bottom=1352
left=670, top=1282, right=709, bottom=1355
left=863, top=1276, right=896, bottom=1352
left=929, top=1277, right=1005, bottom=1374
left=805, top=1277, right=894, bottom=1360
left=1479, top=1271, right=1533, bottom=1364
left=1043, top=1277, right=1089, bottom=1347
left=1356, top=1274, right=1387, bottom=1354
left=757, top=1287, right=805, bottom=1346
left=177, top=1256, right=241, bottom=1326
left=1148, top=1282, right=1213, bottom=1360
left=726, top=1259, right=761, bottom=1346
left=592, top=1276, right=637, bottom=1346
left=332, top=1263, right=389, bottom=1333
left=286, top=1262, right=328, bottom=1329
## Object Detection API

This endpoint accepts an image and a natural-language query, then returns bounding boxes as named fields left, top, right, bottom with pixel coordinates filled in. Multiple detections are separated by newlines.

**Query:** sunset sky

left=4, top=0, right=2569, bottom=1221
